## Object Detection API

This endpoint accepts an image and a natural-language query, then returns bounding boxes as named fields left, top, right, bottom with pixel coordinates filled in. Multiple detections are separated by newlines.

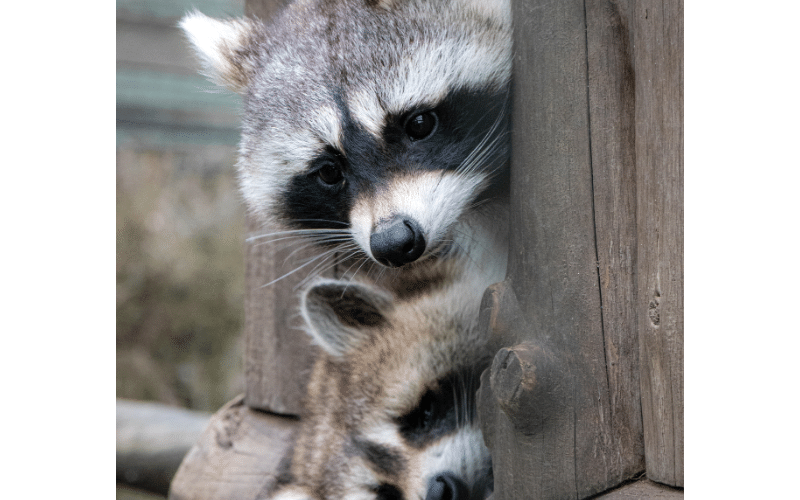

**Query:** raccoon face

left=281, top=87, right=510, bottom=269
left=272, top=278, right=493, bottom=500
left=180, top=0, right=511, bottom=269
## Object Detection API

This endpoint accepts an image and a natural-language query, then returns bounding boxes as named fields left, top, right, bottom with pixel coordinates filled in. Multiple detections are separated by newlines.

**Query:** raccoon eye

left=401, top=389, right=439, bottom=432
left=373, top=483, right=403, bottom=500
left=422, top=407, right=435, bottom=428
left=404, top=110, right=438, bottom=140
left=316, top=161, right=344, bottom=186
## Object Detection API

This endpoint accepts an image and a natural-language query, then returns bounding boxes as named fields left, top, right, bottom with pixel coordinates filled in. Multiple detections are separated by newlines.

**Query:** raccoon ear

left=301, top=279, right=394, bottom=357
left=179, top=10, right=262, bottom=94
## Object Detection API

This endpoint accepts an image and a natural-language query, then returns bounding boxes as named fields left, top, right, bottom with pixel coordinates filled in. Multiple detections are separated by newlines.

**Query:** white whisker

left=246, top=227, right=349, bottom=242
left=260, top=249, right=342, bottom=288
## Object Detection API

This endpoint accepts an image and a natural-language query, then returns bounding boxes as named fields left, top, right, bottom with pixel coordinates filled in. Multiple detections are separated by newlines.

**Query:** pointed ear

left=179, top=10, right=262, bottom=94
left=300, top=279, right=394, bottom=357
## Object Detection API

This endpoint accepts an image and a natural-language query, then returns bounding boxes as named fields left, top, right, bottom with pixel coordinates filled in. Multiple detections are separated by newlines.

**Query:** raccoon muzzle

left=369, top=216, right=426, bottom=267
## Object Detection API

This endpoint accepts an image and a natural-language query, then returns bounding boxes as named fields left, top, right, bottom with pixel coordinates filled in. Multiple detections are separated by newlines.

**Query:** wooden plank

left=633, top=0, right=684, bottom=487
left=509, top=0, right=604, bottom=492
left=476, top=0, right=649, bottom=498
left=168, top=395, right=298, bottom=500
left=585, top=0, right=645, bottom=482
left=492, top=2, right=602, bottom=494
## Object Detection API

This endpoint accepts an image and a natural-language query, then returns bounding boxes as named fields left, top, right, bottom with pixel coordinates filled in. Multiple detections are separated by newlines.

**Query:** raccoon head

left=180, top=0, right=511, bottom=269
left=272, top=278, right=493, bottom=499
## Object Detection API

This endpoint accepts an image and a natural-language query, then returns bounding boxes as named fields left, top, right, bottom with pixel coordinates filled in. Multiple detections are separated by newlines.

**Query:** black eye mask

left=396, top=368, right=482, bottom=448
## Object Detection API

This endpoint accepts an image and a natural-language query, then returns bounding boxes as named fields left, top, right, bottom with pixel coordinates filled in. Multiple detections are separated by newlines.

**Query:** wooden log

left=168, top=395, right=298, bottom=500
left=117, top=399, right=212, bottom=496
left=633, top=0, right=684, bottom=487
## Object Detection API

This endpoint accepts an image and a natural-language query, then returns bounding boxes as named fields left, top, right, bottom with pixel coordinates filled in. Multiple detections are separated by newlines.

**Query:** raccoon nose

left=426, top=473, right=469, bottom=500
left=370, top=217, right=426, bottom=267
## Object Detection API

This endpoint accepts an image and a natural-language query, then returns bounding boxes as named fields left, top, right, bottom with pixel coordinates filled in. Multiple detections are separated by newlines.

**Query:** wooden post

left=477, top=0, right=682, bottom=497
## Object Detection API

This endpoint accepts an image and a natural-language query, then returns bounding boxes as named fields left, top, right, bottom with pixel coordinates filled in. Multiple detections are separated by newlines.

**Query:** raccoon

left=180, top=0, right=512, bottom=293
left=267, top=268, right=500, bottom=500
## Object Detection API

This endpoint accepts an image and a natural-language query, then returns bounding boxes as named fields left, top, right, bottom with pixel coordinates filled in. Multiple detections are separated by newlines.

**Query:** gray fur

left=180, top=1, right=511, bottom=281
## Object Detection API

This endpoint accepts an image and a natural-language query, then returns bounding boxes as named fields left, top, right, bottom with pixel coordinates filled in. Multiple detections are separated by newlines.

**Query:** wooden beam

left=633, top=0, right=684, bottom=487
left=477, top=0, right=648, bottom=497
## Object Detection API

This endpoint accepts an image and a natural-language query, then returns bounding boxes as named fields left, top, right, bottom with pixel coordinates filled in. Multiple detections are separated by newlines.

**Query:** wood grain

left=476, top=0, right=669, bottom=497
left=585, top=0, right=645, bottom=482
left=633, top=0, right=684, bottom=487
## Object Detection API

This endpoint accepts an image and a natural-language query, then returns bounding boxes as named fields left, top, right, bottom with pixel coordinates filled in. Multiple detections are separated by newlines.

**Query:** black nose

left=369, top=217, right=426, bottom=267
left=426, top=473, right=469, bottom=500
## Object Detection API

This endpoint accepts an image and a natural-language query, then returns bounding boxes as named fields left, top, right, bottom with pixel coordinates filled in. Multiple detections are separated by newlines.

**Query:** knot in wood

left=213, top=405, right=245, bottom=449
left=489, top=343, right=552, bottom=434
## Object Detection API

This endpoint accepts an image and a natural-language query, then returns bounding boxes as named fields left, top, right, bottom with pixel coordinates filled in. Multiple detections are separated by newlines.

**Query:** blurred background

left=116, top=0, right=246, bottom=498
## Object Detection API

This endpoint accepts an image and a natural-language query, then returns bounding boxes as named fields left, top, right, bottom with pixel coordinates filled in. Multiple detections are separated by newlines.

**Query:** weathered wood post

left=477, top=0, right=682, bottom=497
